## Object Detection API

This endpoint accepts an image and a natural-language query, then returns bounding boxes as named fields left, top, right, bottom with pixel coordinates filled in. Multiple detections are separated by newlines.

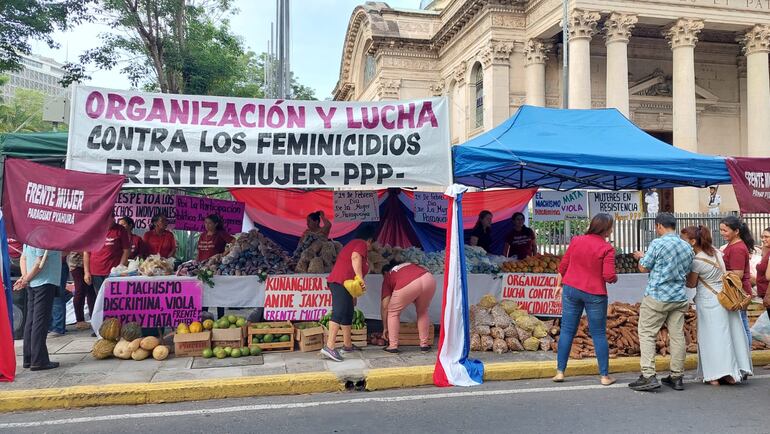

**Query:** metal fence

left=534, top=212, right=770, bottom=255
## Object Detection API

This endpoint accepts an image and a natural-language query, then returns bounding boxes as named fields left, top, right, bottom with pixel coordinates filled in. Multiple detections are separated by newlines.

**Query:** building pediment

left=629, top=68, right=719, bottom=104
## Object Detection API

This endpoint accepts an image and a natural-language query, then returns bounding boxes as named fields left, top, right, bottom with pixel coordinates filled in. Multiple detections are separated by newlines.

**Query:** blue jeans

left=557, top=285, right=610, bottom=376
left=49, top=262, right=70, bottom=334
left=740, top=310, right=752, bottom=349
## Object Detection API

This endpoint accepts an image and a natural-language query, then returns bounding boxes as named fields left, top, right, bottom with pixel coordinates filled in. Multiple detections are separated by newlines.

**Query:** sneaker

left=341, top=344, right=362, bottom=353
left=661, top=375, right=684, bottom=391
left=320, top=346, right=343, bottom=362
left=383, top=347, right=400, bottom=354
left=47, top=331, right=64, bottom=338
left=75, top=321, right=90, bottom=331
left=420, top=345, right=432, bottom=353
left=628, top=374, right=661, bottom=391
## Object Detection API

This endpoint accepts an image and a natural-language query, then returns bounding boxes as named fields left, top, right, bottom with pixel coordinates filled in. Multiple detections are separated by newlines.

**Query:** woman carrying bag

left=682, top=225, right=752, bottom=385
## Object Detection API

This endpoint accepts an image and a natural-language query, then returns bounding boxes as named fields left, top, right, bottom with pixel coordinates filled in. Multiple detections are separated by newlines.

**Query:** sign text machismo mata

left=67, top=86, right=452, bottom=189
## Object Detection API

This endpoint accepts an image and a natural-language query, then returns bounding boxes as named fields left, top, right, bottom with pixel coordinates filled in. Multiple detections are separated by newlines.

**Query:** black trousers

left=23, top=284, right=56, bottom=367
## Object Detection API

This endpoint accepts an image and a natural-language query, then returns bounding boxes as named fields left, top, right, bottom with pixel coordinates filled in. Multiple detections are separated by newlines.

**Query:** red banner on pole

left=726, top=157, right=770, bottom=213
left=2, top=158, right=125, bottom=251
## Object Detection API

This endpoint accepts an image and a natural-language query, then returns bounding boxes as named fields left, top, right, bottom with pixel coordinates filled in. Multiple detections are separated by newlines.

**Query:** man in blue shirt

left=14, top=245, right=62, bottom=371
left=629, top=213, right=694, bottom=392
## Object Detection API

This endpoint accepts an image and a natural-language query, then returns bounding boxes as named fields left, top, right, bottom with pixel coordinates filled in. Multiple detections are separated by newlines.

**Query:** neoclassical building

left=333, top=0, right=770, bottom=212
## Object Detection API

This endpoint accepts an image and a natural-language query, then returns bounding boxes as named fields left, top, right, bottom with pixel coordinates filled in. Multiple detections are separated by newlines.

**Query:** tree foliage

left=0, top=0, right=92, bottom=73
left=63, top=0, right=315, bottom=100
left=0, top=88, right=64, bottom=133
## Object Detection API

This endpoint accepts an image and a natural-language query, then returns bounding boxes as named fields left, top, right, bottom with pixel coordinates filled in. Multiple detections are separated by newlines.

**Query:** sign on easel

left=333, top=191, right=379, bottom=222
left=413, top=192, right=448, bottom=224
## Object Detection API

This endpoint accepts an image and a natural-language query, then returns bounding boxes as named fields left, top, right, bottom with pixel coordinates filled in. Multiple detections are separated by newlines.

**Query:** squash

left=131, top=348, right=150, bottom=361
left=140, top=336, right=160, bottom=351
left=121, top=322, right=143, bottom=341
left=127, top=338, right=142, bottom=352
left=91, top=339, right=116, bottom=360
left=99, top=318, right=122, bottom=342
left=152, top=345, right=169, bottom=361
left=189, top=321, right=203, bottom=333
left=113, top=339, right=132, bottom=360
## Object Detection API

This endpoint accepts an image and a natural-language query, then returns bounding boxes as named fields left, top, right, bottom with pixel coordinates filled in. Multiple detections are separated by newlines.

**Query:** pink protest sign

left=174, top=195, right=245, bottom=234
left=102, top=278, right=202, bottom=327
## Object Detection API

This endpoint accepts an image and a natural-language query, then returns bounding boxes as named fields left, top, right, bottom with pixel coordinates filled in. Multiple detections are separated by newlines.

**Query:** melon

left=113, top=339, right=132, bottom=359
left=131, top=348, right=150, bottom=361
left=140, top=336, right=160, bottom=351
left=91, top=339, right=116, bottom=360
left=99, top=318, right=122, bottom=342
left=121, top=322, right=142, bottom=341
left=152, top=345, right=169, bottom=361
left=127, top=338, right=142, bottom=352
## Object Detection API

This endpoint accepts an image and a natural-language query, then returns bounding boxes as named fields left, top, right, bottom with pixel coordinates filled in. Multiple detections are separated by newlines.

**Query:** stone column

left=453, top=62, right=468, bottom=142
left=481, top=39, right=515, bottom=128
left=524, top=39, right=551, bottom=107
left=568, top=10, right=600, bottom=109
left=664, top=18, right=704, bottom=212
left=741, top=25, right=770, bottom=157
left=604, top=13, right=637, bottom=117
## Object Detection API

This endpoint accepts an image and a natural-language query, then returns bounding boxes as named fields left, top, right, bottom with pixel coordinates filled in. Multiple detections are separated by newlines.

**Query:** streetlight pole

left=562, top=0, right=569, bottom=109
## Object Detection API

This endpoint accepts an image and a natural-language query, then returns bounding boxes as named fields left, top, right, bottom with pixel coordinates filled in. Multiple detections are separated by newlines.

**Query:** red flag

left=726, top=157, right=770, bottom=213
left=0, top=270, right=14, bottom=382
left=2, top=158, right=125, bottom=251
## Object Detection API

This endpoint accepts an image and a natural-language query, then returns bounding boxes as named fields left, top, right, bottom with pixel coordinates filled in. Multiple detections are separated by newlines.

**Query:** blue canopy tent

left=452, top=105, right=732, bottom=191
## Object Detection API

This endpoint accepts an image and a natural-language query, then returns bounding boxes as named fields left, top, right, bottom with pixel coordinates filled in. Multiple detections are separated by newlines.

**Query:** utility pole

left=562, top=0, right=569, bottom=109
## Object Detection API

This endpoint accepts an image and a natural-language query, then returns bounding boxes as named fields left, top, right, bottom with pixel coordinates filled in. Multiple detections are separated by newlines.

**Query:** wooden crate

left=395, top=323, right=435, bottom=346
left=211, top=327, right=245, bottom=349
left=322, top=325, right=367, bottom=349
left=294, top=323, right=324, bottom=352
left=247, top=321, right=294, bottom=352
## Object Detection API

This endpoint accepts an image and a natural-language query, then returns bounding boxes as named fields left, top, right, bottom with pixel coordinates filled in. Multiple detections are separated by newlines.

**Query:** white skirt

left=695, top=287, right=753, bottom=382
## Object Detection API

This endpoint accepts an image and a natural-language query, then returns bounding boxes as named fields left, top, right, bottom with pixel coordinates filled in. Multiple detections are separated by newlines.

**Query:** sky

left=30, top=0, right=418, bottom=99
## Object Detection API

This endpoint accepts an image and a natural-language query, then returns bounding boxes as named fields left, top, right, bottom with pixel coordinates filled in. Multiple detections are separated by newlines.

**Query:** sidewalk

left=5, top=328, right=770, bottom=413
left=8, top=328, right=555, bottom=391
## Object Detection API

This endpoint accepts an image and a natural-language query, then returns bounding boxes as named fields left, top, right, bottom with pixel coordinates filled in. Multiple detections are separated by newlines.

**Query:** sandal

left=420, top=345, right=432, bottom=353
left=552, top=372, right=565, bottom=383
left=600, top=376, right=616, bottom=386
left=383, top=347, right=400, bottom=354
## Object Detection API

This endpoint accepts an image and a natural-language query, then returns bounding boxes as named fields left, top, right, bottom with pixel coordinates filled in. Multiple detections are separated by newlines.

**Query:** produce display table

left=91, top=273, right=685, bottom=329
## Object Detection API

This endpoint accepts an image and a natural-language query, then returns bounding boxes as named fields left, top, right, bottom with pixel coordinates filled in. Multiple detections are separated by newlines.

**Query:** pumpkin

left=91, top=339, right=116, bottom=359
left=140, top=336, right=160, bottom=351
left=113, top=339, right=132, bottom=359
left=127, top=338, right=142, bottom=352
left=121, top=322, right=142, bottom=341
left=99, top=318, right=122, bottom=342
left=152, top=345, right=169, bottom=361
left=131, top=348, right=150, bottom=361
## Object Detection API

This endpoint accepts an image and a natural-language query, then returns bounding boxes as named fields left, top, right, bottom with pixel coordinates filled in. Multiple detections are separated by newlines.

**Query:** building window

left=472, top=62, right=483, bottom=129
left=363, top=54, right=376, bottom=89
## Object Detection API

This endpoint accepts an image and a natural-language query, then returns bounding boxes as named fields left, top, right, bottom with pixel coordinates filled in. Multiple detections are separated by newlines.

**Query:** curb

left=2, top=351, right=768, bottom=413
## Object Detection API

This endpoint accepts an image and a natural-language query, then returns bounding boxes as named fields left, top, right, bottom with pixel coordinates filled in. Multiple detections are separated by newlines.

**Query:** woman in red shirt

left=380, top=261, right=435, bottom=353
left=720, top=216, right=755, bottom=349
left=197, top=214, right=234, bottom=262
left=757, top=228, right=770, bottom=315
left=118, top=216, right=145, bottom=260
left=321, top=225, right=376, bottom=362
left=554, top=213, right=617, bottom=386
left=143, top=214, right=177, bottom=258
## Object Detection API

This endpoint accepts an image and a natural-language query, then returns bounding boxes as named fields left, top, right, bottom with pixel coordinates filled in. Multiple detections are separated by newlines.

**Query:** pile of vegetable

left=179, top=230, right=293, bottom=277
left=319, top=309, right=366, bottom=329
left=204, top=346, right=261, bottom=359
left=500, top=253, right=561, bottom=273
left=550, top=302, right=719, bottom=358
left=138, top=255, right=175, bottom=276
left=470, top=295, right=554, bottom=353
left=293, top=233, right=343, bottom=274
left=91, top=318, right=169, bottom=361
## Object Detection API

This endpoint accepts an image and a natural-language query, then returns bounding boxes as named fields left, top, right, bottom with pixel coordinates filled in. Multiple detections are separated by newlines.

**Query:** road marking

left=2, top=374, right=768, bottom=428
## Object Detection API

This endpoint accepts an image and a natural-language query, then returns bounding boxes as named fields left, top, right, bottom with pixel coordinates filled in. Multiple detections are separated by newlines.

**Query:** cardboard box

left=173, top=331, right=211, bottom=357
left=295, top=323, right=324, bottom=352
left=247, top=321, right=294, bottom=352
left=211, top=327, right=245, bottom=349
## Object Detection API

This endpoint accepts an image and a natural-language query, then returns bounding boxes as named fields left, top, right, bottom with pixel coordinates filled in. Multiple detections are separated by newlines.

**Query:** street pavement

left=1, top=371, right=767, bottom=433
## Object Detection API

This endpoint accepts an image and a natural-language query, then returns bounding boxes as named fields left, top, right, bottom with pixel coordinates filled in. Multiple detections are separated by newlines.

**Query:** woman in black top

left=469, top=210, right=493, bottom=253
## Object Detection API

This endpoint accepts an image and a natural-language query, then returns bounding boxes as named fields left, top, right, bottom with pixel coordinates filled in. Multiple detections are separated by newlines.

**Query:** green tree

left=62, top=0, right=315, bottom=100
left=0, top=0, right=92, bottom=73
left=0, top=88, right=64, bottom=133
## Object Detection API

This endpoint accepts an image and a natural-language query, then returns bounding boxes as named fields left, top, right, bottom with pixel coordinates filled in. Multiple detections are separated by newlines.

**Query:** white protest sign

left=413, top=192, right=448, bottom=224
left=333, top=191, right=379, bottom=222
left=588, top=191, right=642, bottom=220
left=500, top=273, right=562, bottom=317
left=113, top=192, right=176, bottom=230
left=532, top=190, right=588, bottom=222
left=66, top=86, right=451, bottom=189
